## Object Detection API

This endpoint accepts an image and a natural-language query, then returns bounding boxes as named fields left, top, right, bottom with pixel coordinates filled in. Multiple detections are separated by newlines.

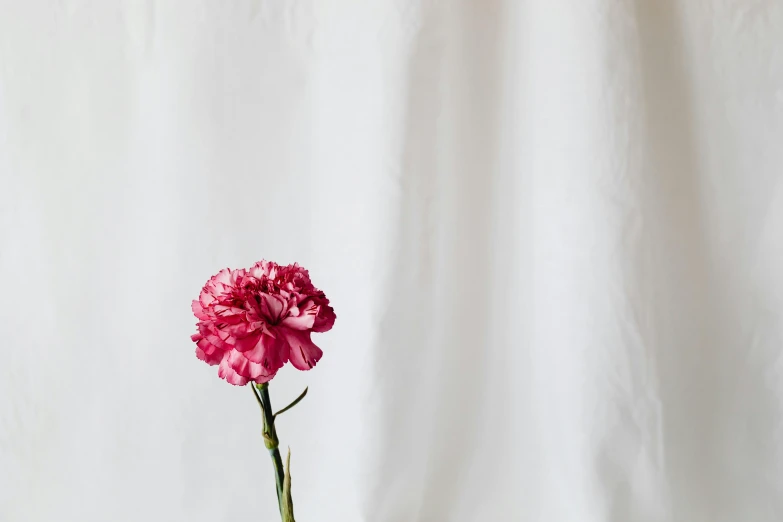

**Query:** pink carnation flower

left=190, top=261, right=336, bottom=385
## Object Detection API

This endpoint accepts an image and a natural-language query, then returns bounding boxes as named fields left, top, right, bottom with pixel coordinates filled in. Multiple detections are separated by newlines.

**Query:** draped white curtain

left=2, top=1, right=783, bottom=521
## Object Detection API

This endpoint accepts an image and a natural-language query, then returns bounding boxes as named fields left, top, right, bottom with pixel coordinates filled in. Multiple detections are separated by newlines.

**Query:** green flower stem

left=257, top=383, right=286, bottom=517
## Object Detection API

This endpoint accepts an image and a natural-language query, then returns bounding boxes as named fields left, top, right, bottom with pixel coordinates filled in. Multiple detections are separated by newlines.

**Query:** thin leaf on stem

left=274, top=387, right=308, bottom=419
left=281, top=449, right=295, bottom=522
left=250, top=383, right=265, bottom=414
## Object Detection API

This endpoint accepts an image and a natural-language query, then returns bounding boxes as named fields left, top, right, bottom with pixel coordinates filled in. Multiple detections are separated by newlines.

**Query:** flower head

left=190, top=261, right=336, bottom=385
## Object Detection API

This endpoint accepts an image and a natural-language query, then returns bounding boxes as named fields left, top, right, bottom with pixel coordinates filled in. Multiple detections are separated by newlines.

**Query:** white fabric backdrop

left=2, top=1, right=783, bottom=521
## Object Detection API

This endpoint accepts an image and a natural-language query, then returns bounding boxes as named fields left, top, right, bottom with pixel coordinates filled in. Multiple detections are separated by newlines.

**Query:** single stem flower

left=191, top=260, right=334, bottom=521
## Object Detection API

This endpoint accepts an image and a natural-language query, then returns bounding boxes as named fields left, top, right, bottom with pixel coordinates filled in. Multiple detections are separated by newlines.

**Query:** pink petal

left=313, top=301, right=336, bottom=333
left=192, top=300, right=209, bottom=320
left=259, top=293, right=286, bottom=322
left=193, top=332, right=225, bottom=365
left=231, top=269, right=246, bottom=284
left=196, top=345, right=224, bottom=365
left=242, top=333, right=289, bottom=368
left=221, top=321, right=260, bottom=339
left=226, top=350, right=278, bottom=383
left=196, top=337, right=222, bottom=355
left=199, top=291, right=216, bottom=307
left=214, top=268, right=233, bottom=285
left=249, top=260, right=278, bottom=280
left=199, top=323, right=232, bottom=350
left=244, top=296, right=262, bottom=316
left=213, top=305, right=246, bottom=321
left=281, top=300, right=319, bottom=330
left=233, top=332, right=262, bottom=352
left=282, top=329, right=323, bottom=370
left=218, top=354, right=249, bottom=386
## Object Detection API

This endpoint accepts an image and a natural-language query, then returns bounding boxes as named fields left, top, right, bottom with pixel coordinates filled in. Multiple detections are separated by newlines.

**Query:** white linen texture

left=1, top=1, right=783, bottom=521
